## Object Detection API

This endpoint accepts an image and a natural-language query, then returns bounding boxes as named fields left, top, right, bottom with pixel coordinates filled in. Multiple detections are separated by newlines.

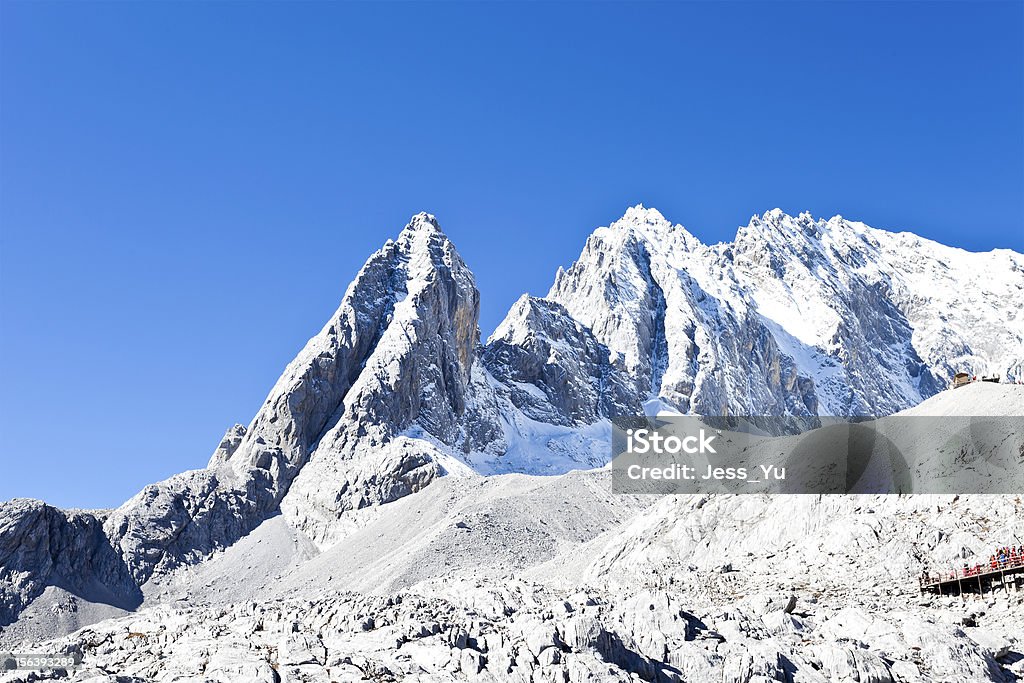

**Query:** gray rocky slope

left=1, top=209, right=1022, bottom=681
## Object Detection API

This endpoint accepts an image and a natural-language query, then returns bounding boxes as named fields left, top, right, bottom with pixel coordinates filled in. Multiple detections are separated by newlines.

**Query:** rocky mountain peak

left=609, top=204, right=703, bottom=254
left=400, top=211, right=442, bottom=234
left=745, top=208, right=824, bottom=241
left=615, top=203, right=668, bottom=226
left=271, top=214, right=506, bottom=546
left=483, top=294, right=642, bottom=426
left=487, top=293, right=545, bottom=346
left=100, top=212, right=491, bottom=577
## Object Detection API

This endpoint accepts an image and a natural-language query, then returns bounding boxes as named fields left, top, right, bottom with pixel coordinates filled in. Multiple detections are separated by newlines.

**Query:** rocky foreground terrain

left=2, top=209, right=1023, bottom=681
left=2, top=384, right=1024, bottom=682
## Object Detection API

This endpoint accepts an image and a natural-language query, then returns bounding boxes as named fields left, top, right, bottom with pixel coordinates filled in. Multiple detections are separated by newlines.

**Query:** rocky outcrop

left=102, top=469, right=258, bottom=584
left=0, top=500, right=140, bottom=627
left=207, top=424, right=246, bottom=468
left=483, top=295, right=642, bottom=426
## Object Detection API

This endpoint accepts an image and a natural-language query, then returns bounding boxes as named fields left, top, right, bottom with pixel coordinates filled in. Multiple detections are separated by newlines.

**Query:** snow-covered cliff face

left=549, top=205, right=1023, bottom=417
left=482, top=295, right=641, bottom=427
left=548, top=206, right=820, bottom=418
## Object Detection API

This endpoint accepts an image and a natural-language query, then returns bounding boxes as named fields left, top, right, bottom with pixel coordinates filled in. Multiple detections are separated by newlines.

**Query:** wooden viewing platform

left=920, top=554, right=1024, bottom=598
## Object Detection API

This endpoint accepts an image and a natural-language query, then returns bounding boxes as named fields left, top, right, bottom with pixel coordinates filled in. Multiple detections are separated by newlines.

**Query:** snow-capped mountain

left=2, top=207, right=1022, bottom=670
left=549, top=205, right=1023, bottom=417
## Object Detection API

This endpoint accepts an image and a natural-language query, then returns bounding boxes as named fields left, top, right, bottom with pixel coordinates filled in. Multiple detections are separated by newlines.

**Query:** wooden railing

left=920, top=551, right=1024, bottom=586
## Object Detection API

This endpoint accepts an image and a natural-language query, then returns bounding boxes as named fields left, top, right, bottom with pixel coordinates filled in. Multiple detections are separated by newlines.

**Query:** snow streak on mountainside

left=549, top=205, right=1023, bottom=417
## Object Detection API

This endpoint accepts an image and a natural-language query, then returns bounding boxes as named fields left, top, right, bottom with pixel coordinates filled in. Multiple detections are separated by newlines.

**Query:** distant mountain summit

left=2, top=206, right=1022, bottom=632
left=550, top=205, right=1023, bottom=416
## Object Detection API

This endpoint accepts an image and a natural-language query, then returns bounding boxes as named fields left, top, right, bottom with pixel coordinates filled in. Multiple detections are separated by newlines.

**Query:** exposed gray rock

left=0, top=500, right=140, bottom=628
left=207, top=424, right=247, bottom=468
left=103, top=212, right=506, bottom=570
left=279, top=215, right=504, bottom=546
left=482, top=295, right=642, bottom=426
left=102, top=468, right=259, bottom=584
left=548, top=208, right=821, bottom=420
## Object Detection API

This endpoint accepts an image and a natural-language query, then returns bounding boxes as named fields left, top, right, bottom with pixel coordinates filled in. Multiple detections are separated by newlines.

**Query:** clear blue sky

left=1, top=1, right=1021, bottom=509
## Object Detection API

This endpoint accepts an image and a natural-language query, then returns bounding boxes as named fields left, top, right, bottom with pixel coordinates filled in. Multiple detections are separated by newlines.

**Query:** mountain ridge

left=1, top=205, right=1021, bottom=641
